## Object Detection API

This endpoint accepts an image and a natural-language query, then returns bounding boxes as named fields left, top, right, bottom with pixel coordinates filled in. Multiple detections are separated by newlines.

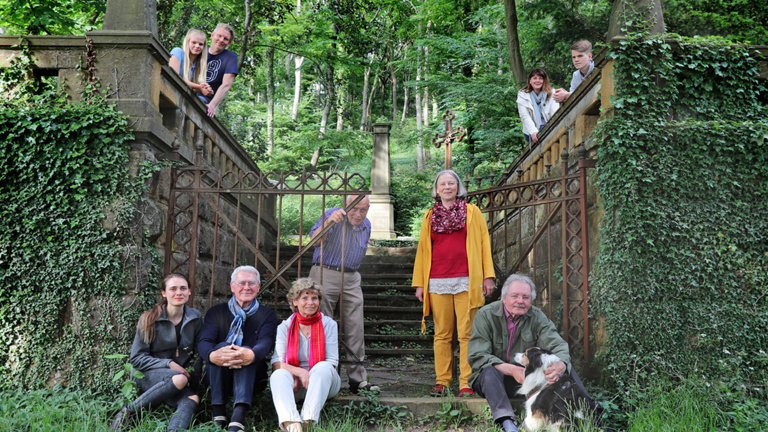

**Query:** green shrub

left=592, top=35, right=768, bottom=397
left=0, top=49, right=152, bottom=392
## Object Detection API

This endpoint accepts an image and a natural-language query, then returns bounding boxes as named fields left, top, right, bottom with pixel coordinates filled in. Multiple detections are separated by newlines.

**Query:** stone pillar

left=101, top=0, right=158, bottom=36
left=607, top=0, right=665, bottom=41
left=369, top=123, right=397, bottom=239
left=86, top=0, right=164, bottom=134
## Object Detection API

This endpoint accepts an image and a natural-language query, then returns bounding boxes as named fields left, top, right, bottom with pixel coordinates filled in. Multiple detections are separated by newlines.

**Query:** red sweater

left=429, top=226, right=469, bottom=278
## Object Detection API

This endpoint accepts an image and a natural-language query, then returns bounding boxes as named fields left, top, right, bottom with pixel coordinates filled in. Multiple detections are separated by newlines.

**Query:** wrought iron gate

left=163, top=165, right=369, bottom=310
left=467, top=146, right=596, bottom=362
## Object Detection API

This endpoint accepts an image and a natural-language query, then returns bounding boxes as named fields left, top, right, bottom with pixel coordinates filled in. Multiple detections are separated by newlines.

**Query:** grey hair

left=286, top=278, right=324, bottom=312
left=214, top=23, right=235, bottom=41
left=431, top=169, right=468, bottom=200
left=500, top=273, right=537, bottom=302
left=231, top=265, right=260, bottom=283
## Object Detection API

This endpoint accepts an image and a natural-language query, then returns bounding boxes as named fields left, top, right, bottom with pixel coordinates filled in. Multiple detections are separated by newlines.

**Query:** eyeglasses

left=507, top=294, right=531, bottom=302
left=235, top=281, right=259, bottom=287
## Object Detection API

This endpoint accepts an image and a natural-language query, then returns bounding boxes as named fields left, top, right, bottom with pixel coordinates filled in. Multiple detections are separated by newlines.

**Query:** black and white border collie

left=513, top=347, right=603, bottom=431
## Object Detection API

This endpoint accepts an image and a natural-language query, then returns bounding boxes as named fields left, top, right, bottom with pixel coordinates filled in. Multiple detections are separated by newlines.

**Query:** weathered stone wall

left=0, top=34, right=277, bottom=315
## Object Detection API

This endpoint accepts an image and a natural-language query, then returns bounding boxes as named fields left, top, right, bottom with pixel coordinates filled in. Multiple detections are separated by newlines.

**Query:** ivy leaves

left=0, top=78, right=144, bottom=391
left=592, top=35, right=768, bottom=397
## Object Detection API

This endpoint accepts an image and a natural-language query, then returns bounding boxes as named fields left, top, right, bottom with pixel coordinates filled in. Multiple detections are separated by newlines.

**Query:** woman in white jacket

left=516, top=68, right=559, bottom=143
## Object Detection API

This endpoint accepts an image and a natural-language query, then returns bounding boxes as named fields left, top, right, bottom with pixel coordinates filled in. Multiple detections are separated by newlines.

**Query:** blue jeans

left=197, top=94, right=211, bottom=104
left=205, top=342, right=268, bottom=406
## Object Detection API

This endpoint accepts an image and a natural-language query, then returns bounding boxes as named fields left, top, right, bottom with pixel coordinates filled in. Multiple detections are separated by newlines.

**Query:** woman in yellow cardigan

left=413, top=169, right=495, bottom=397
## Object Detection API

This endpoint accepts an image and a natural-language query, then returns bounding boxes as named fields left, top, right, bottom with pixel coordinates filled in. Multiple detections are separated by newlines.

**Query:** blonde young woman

left=110, top=274, right=203, bottom=431
left=169, top=29, right=214, bottom=101
left=412, top=170, right=495, bottom=397
left=516, top=68, right=560, bottom=144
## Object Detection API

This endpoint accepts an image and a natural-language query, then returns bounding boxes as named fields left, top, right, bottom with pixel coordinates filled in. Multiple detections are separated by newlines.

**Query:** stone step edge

left=332, top=395, right=522, bottom=417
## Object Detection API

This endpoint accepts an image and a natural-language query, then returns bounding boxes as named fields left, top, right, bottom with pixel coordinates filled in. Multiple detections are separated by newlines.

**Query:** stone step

left=274, top=247, right=416, bottom=262
left=362, top=293, right=419, bottom=306
left=365, top=348, right=433, bottom=357
left=361, top=284, right=413, bottom=292
left=332, top=395, right=523, bottom=418
left=268, top=305, right=423, bottom=322
left=366, top=336, right=432, bottom=352
left=364, top=319, right=426, bottom=334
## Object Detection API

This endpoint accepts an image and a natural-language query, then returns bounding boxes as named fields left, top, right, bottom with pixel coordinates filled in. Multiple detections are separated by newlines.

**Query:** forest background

left=2, top=0, right=765, bottom=235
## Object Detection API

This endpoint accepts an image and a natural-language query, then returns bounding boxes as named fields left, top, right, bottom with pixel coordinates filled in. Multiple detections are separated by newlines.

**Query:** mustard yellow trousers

left=429, top=291, right=476, bottom=389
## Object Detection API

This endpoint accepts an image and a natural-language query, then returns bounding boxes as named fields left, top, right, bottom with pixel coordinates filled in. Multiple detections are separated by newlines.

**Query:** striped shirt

left=310, top=207, right=370, bottom=271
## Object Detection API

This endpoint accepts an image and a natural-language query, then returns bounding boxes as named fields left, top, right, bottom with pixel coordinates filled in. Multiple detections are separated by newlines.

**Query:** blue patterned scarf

left=530, top=90, right=548, bottom=130
left=225, top=296, right=260, bottom=345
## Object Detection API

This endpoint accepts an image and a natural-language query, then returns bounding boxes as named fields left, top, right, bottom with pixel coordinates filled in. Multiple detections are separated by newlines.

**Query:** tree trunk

left=400, top=74, right=410, bottom=125
left=336, top=84, right=346, bottom=131
left=423, top=86, right=429, bottom=127
left=238, top=0, right=254, bottom=70
left=319, top=80, right=333, bottom=138
left=313, top=92, right=331, bottom=167
left=497, top=38, right=504, bottom=76
left=415, top=46, right=424, bottom=172
left=266, top=45, right=275, bottom=154
left=291, top=56, right=304, bottom=122
left=365, top=76, right=378, bottom=131
left=391, top=65, right=398, bottom=123
left=360, top=65, right=371, bottom=130
left=503, top=0, right=527, bottom=85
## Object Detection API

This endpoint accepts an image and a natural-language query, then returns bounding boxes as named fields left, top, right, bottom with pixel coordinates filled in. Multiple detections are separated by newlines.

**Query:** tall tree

left=265, top=44, right=275, bottom=154
left=503, top=0, right=526, bottom=85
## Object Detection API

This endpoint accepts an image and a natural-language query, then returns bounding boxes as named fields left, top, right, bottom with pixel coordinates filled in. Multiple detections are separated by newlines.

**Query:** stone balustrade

left=0, top=32, right=258, bottom=176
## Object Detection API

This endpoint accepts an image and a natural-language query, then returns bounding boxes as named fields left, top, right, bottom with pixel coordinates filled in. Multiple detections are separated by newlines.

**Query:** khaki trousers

left=309, top=265, right=367, bottom=384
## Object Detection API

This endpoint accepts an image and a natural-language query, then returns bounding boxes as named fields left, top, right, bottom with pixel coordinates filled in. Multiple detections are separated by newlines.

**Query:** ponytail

left=138, top=273, right=189, bottom=344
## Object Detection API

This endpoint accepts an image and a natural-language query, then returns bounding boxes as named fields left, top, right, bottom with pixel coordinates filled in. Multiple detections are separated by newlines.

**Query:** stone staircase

left=268, top=245, right=432, bottom=359
left=268, top=244, right=501, bottom=419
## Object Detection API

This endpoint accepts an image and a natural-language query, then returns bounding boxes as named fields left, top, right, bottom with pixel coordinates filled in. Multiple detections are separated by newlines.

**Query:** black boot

left=168, top=396, right=198, bottom=431
left=110, top=405, right=136, bottom=431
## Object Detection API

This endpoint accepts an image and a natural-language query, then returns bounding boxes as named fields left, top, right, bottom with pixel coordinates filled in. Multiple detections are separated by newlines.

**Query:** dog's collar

left=525, top=383, right=550, bottom=399
left=525, top=380, right=572, bottom=399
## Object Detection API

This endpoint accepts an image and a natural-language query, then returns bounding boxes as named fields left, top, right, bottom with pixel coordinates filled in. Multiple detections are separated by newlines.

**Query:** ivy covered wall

left=593, top=36, right=768, bottom=392
left=0, top=60, right=155, bottom=391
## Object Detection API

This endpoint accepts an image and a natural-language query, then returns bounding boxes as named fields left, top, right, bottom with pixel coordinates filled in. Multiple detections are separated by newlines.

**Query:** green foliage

left=389, top=160, right=439, bottom=237
left=105, top=354, right=143, bottom=404
left=592, top=34, right=768, bottom=407
left=518, top=0, right=612, bottom=85
left=0, top=52, right=152, bottom=392
left=626, top=379, right=719, bottom=431
left=0, top=0, right=105, bottom=35
left=324, top=389, right=408, bottom=427
left=663, top=0, right=768, bottom=44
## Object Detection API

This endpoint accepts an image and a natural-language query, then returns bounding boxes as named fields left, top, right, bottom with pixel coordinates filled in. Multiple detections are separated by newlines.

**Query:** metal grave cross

left=432, top=110, right=465, bottom=170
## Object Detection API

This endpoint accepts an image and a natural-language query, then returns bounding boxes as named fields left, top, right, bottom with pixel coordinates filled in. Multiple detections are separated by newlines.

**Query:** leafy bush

left=592, top=35, right=768, bottom=400
left=0, top=50, right=152, bottom=392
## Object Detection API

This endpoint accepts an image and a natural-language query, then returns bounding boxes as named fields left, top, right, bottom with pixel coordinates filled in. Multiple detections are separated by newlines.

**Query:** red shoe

left=430, top=384, right=448, bottom=397
left=458, top=388, right=475, bottom=397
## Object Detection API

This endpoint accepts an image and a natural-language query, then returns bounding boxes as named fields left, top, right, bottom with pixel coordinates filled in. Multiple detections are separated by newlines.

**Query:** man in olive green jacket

left=468, top=274, right=585, bottom=432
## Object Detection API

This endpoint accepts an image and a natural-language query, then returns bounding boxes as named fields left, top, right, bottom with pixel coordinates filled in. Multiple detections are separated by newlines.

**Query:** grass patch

left=627, top=380, right=719, bottom=432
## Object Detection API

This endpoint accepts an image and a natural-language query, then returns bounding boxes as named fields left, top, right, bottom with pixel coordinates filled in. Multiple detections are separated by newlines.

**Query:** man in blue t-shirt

left=203, top=23, right=239, bottom=118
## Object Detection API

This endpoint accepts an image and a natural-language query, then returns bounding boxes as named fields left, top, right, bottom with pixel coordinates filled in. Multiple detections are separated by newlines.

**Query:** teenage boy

left=553, top=40, right=594, bottom=103
left=203, top=23, right=239, bottom=118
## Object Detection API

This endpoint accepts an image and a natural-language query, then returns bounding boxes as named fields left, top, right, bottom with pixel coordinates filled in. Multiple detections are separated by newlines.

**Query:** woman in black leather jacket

left=110, top=274, right=203, bottom=431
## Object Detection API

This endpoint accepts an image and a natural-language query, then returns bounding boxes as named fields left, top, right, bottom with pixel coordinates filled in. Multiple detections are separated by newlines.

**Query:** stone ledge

left=333, top=395, right=523, bottom=418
